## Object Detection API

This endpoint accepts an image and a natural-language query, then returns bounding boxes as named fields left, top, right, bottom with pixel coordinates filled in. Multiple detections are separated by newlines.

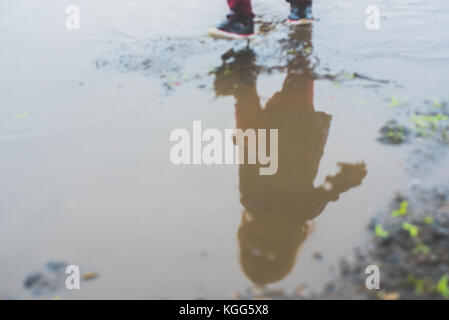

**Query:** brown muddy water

left=1, top=0, right=449, bottom=299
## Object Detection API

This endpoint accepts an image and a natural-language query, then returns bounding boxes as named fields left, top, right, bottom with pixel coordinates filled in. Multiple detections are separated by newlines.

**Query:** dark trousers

left=227, top=0, right=311, bottom=19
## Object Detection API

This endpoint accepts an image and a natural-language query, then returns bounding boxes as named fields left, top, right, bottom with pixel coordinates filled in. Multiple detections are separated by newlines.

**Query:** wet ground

left=1, top=0, right=449, bottom=299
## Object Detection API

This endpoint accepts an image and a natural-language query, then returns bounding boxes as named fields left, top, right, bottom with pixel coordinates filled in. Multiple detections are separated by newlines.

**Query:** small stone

left=379, top=292, right=400, bottom=300
left=46, top=261, right=68, bottom=274
left=82, top=272, right=99, bottom=281
left=24, top=272, right=45, bottom=289
left=313, top=252, right=323, bottom=261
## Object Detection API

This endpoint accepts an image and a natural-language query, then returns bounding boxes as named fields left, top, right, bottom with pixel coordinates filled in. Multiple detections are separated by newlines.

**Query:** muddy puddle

left=1, top=0, right=449, bottom=299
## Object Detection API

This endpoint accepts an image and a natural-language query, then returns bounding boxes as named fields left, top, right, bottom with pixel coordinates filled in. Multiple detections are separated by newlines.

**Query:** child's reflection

left=213, top=26, right=367, bottom=286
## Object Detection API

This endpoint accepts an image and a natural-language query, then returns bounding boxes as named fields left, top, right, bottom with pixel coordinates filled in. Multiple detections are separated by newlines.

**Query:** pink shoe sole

left=208, top=28, right=256, bottom=40
left=287, top=18, right=314, bottom=25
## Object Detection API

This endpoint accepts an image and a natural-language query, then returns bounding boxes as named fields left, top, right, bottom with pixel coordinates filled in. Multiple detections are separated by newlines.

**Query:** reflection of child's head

left=238, top=210, right=312, bottom=285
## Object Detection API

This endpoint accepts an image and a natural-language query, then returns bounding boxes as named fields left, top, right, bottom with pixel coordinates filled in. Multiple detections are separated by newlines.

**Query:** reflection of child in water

left=214, top=27, right=367, bottom=285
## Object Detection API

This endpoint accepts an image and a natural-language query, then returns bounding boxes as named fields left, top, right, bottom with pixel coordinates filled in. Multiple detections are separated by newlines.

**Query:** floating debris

left=16, top=112, right=29, bottom=120
left=378, top=120, right=411, bottom=144
left=313, top=252, right=323, bottom=261
left=388, top=96, right=408, bottom=108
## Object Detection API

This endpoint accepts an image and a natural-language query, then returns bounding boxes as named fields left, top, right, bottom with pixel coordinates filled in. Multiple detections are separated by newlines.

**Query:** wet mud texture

left=235, top=185, right=449, bottom=300
left=23, top=261, right=98, bottom=297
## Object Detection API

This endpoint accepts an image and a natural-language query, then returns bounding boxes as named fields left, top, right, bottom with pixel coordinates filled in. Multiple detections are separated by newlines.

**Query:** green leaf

left=391, top=201, right=408, bottom=217
left=415, top=279, right=424, bottom=295
left=413, top=244, right=430, bottom=255
left=423, top=215, right=435, bottom=226
left=411, top=114, right=449, bottom=130
left=432, top=98, right=443, bottom=108
left=375, top=224, right=389, bottom=238
left=16, top=112, right=29, bottom=120
left=389, top=97, right=398, bottom=107
left=437, top=275, right=449, bottom=299
left=402, top=222, right=419, bottom=237
left=388, top=96, right=407, bottom=108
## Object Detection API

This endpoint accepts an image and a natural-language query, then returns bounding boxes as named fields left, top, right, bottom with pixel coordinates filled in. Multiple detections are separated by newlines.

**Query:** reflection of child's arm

left=324, top=162, right=367, bottom=194
left=306, top=162, right=367, bottom=220
left=303, top=186, right=339, bottom=221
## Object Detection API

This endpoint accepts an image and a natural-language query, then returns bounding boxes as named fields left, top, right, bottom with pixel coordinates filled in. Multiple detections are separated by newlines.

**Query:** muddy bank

left=235, top=184, right=449, bottom=300
left=320, top=186, right=449, bottom=300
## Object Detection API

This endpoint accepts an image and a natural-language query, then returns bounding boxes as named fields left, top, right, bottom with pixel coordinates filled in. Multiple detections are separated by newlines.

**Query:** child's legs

left=227, top=0, right=254, bottom=19
left=287, top=0, right=312, bottom=4
left=227, top=0, right=312, bottom=19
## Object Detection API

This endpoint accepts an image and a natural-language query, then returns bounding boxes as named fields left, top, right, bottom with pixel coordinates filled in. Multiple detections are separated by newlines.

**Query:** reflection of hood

left=238, top=211, right=311, bottom=285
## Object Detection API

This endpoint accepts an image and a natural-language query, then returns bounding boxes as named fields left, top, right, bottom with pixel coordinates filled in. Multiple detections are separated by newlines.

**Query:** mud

left=22, top=261, right=98, bottom=297
left=316, top=184, right=449, bottom=300
left=235, top=185, right=449, bottom=300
